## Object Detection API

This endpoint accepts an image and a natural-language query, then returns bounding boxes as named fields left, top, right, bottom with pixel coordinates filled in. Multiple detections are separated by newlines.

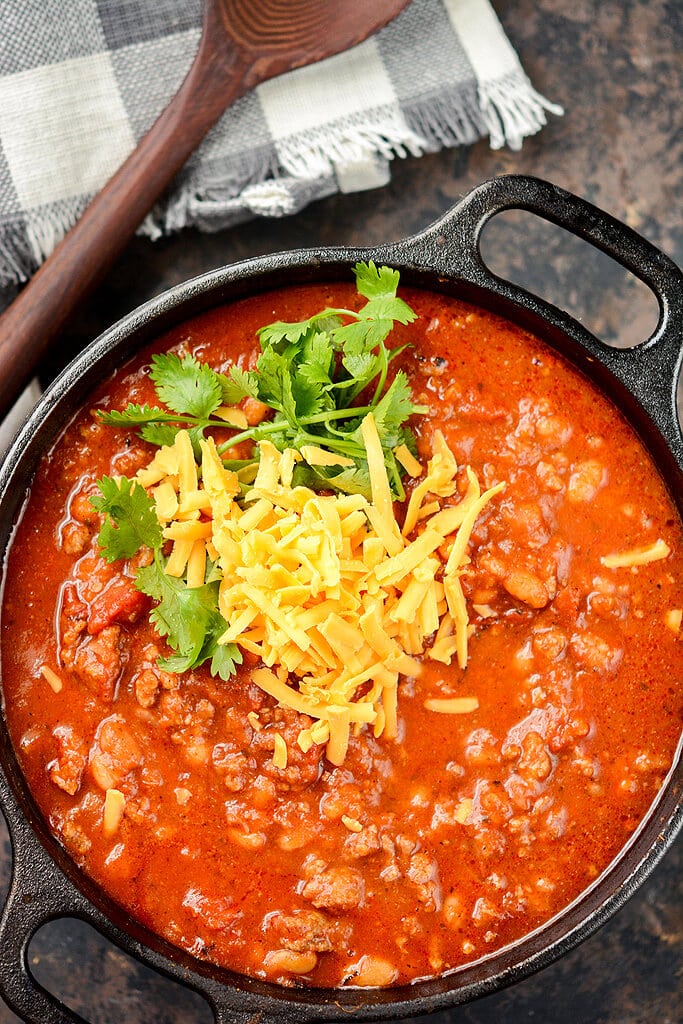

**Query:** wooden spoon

left=0, top=0, right=410, bottom=421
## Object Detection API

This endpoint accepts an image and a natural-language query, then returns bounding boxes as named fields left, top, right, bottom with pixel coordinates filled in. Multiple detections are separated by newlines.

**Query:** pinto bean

left=518, top=731, right=552, bottom=782
left=264, top=949, right=317, bottom=975
left=243, top=397, right=269, bottom=426
left=70, top=490, right=99, bottom=526
left=567, top=460, right=606, bottom=503
left=347, top=955, right=398, bottom=987
left=89, top=716, right=143, bottom=791
left=443, top=893, right=466, bottom=930
left=504, top=569, right=550, bottom=609
left=73, top=626, right=123, bottom=702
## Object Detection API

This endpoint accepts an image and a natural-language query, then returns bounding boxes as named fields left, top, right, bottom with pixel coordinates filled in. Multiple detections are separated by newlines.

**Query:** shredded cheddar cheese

left=40, top=664, right=63, bottom=693
left=103, top=788, right=126, bottom=836
left=272, top=732, right=288, bottom=770
left=136, top=415, right=505, bottom=765
left=601, top=539, right=671, bottom=568
left=394, top=444, right=422, bottom=478
left=423, top=696, right=479, bottom=714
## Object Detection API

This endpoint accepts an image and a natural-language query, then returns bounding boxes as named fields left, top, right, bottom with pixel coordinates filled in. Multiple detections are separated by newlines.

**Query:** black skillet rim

left=0, top=175, right=681, bottom=1024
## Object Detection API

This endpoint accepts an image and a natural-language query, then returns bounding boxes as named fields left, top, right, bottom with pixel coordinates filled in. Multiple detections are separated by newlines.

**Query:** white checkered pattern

left=0, top=0, right=561, bottom=307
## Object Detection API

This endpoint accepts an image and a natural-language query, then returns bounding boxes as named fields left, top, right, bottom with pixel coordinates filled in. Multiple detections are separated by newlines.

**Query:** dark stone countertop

left=1, top=1, right=681, bottom=1021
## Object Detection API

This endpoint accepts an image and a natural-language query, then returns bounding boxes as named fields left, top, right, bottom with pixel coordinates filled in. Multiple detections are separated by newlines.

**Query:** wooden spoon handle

left=0, top=32, right=248, bottom=422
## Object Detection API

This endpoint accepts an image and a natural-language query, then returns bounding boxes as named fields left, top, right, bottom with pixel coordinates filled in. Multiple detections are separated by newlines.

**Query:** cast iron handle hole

left=0, top=812, right=10, bottom=913
left=479, top=209, right=661, bottom=351
left=28, top=918, right=213, bottom=1024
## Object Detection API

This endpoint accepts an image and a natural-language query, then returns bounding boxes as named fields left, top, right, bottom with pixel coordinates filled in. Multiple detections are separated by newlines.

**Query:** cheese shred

left=601, top=539, right=671, bottom=568
left=40, top=664, right=63, bottom=693
left=424, top=696, right=479, bottom=714
left=103, top=788, right=126, bottom=836
left=136, top=415, right=506, bottom=764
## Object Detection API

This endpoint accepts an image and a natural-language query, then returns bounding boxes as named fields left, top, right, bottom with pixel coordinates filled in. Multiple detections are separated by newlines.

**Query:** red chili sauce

left=2, top=284, right=682, bottom=988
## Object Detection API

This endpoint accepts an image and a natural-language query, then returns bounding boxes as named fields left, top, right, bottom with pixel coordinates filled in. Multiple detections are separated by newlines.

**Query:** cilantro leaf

left=139, top=422, right=180, bottom=447
left=221, top=367, right=258, bottom=404
left=353, top=261, right=417, bottom=325
left=258, top=319, right=314, bottom=349
left=90, top=476, right=162, bottom=562
left=98, top=404, right=173, bottom=428
left=369, top=371, right=418, bottom=446
left=136, top=557, right=241, bottom=679
left=150, top=353, right=223, bottom=419
left=354, top=260, right=401, bottom=300
left=293, top=461, right=372, bottom=498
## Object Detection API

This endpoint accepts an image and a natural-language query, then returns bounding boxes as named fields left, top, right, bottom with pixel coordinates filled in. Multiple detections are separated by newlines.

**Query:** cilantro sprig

left=97, top=261, right=425, bottom=501
left=137, top=553, right=241, bottom=681
left=90, top=476, right=162, bottom=561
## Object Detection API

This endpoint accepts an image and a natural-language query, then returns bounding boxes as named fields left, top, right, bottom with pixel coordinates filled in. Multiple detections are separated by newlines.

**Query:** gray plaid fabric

left=0, top=0, right=561, bottom=307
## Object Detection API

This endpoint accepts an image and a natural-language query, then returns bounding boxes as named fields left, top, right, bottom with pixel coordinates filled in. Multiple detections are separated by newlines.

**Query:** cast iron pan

left=0, top=175, right=681, bottom=1024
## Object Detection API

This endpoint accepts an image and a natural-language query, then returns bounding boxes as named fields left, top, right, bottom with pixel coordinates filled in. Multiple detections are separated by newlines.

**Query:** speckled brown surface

left=1, top=0, right=681, bottom=1021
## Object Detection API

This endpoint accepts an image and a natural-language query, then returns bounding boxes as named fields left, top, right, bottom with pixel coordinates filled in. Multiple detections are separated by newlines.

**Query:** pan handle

left=390, top=174, right=683, bottom=462
left=0, top=809, right=93, bottom=1024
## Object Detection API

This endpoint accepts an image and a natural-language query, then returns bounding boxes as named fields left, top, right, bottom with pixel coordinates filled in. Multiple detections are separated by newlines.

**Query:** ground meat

left=72, top=625, right=123, bottom=702
left=182, top=887, right=240, bottom=932
left=48, top=725, right=87, bottom=795
left=344, top=824, right=381, bottom=860
left=266, top=909, right=351, bottom=954
left=407, top=851, right=441, bottom=911
left=212, top=745, right=252, bottom=792
left=518, top=731, right=553, bottom=782
left=251, top=707, right=323, bottom=792
left=134, top=669, right=160, bottom=708
left=58, top=583, right=88, bottom=665
left=60, top=521, right=92, bottom=556
left=60, top=816, right=92, bottom=855
left=301, top=865, right=365, bottom=913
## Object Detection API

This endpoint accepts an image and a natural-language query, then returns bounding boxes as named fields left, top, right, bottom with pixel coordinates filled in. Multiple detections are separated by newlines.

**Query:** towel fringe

left=0, top=220, right=41, bottom=292
left=0, top=77, right=562, bottom=304
left=403, top=84, right=487, bottom=149
left=479, top=70, right=564, bottom=151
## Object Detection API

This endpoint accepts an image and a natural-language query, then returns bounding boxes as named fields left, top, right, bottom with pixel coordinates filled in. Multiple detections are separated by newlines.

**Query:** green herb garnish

left=97, top=261, right=424, bottom=502
left=136, top=554, right=241, bottom=681
left=90, top=476, right=162, bottom=562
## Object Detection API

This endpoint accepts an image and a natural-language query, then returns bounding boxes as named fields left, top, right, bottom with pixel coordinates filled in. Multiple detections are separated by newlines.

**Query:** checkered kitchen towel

left=0, top=0, right=561, bottom=311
